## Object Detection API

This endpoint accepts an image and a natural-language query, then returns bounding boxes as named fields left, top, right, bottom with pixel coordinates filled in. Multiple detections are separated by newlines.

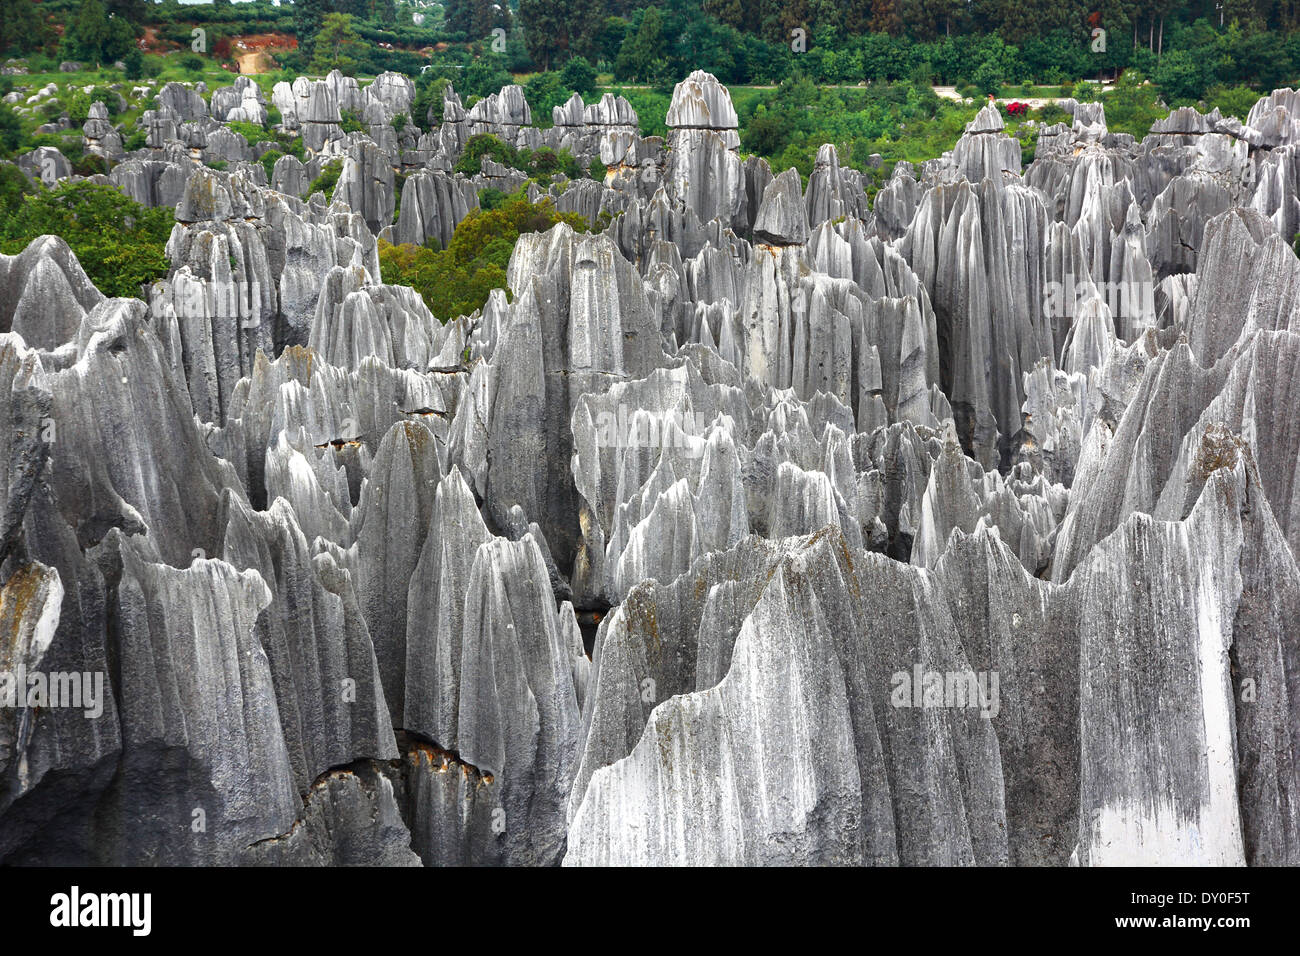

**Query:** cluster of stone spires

left=1, top=68, right=1300, bottom=865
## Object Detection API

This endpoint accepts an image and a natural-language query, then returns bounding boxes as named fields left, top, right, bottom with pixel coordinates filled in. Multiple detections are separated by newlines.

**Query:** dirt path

left=232, top=34, right=296, bottom=75
left=235, top=49, right=275, bottom=74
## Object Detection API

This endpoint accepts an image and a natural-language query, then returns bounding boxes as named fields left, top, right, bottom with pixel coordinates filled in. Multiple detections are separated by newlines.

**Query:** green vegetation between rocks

left=378, top=190, right=594, bottom=322
left=454, top=133, right=586, bottom=182
left=307, top=158, right=345, bottom=200
left=0, top=179, right=173, bottom=297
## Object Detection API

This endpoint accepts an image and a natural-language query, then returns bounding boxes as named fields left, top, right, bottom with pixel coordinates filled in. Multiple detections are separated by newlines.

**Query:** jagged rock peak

left=666, top=71, right=739, bottom=130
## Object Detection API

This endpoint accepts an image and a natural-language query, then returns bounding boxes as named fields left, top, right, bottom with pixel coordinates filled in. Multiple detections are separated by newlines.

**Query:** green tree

left=561, top=55, right=598, bottom=96
left=413, top=74, right=452, bottom=128
left=103, top=0, right=146, bottom=23
left=615, top=6, right=667, bottom=81
left=64, top=0, right=112, bottom=64
left=446, top=0, right=512, bottom=39
left=377, top=191, right=594, bottom=322
left=309, top=13, right=366, bottom=76
left=295, top=0, right=330, bottom=60
left=462, top=52, right=513, bottom=98
left=454, top=133, right=520, bottom=174
left=520, top=0, right=569, bottom=70
left=520, top=0, right=607, bottom=70
left=595, top=16, right=629, bottom=62
left=741, top=108, right=796, bottom=156
left=0, top=163, right=34, bottom=218
left=0, top=0, right=48, bottom=58
left=307, top=158, right=345, bottom=199
left=367, top=0, right=398, bottom=26
left=0, top=104, right=22, bottom=157
left=0, top=182, right=173, bottom=297
left=1155, top=48, right=1208, bottom=102
left=525, top=71, right=570, bottom=120
left=973, top=57, right=1002, bottom=95
left=123, top=45, right=144, bottom=79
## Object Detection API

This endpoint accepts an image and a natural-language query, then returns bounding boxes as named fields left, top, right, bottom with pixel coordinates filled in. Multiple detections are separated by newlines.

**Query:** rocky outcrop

left=210, top=76, right=268, bottom=126
left=15, top=146, right=70, bottom=185
left=273, top=76, right=343, bottom=152
left=0, top=236, right=104, bottom=346
left=6, top=71, right=1300, bottom=870
left=394, top=167, right=478, bottom=248
left=663, top=71, right=747, bottom=240
left=81, top=101, right=123, bottom=161
left=156, top=164, right=378, bottom=421
left=333, top=139, right=396, bottom=234
left=566, top=441, right=1297, bottom=865
left=157, top=82, right=208, bottom=124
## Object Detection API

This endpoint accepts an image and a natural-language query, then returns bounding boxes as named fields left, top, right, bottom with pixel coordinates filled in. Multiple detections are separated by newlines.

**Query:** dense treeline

left=0, top=0, right=438, bottom=76
left=511, top=0, right=1300, bottom=90
left=3, top=0, right=1297, bottom=98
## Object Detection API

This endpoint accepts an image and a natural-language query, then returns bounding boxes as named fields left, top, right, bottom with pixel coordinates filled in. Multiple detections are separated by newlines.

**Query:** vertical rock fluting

left=4, top=71, right=1300, bottom=868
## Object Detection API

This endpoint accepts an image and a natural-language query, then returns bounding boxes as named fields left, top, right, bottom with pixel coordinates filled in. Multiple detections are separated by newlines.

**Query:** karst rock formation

left=1, top=70, right=1299, bottom=866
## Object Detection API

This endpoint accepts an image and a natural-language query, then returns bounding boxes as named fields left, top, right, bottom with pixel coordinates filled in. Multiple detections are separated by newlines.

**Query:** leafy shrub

left=227, top=121, right=268, bottom=142
left=0, top=163, right=34, bottom=219
left=340, top=109, right=366, bottom=133
left=1100, top=77, right=1169, bottom=138
left=377, top=191, right=593, bottom=323
left=973, top=60, right=1001, bottom=97
left=454, top=133, right=518, bottom=175
left=307, top=158, right=344, bottom=199
left=742, top=109, right=795, bottom=157
left=123, top=47, right=144, bottom=81
left=561, top=56, right=598, bottom=97
left=1037, top=103, right=1068, bottom=126
left=1074, top=80, right=1101, bottom=103
left=517, top=146, right=583, bottom=181
left=461, top=53, right=512, bottom=100
left=413, top=75, right=451, bottom=128
left=0, top=105, right=21, bottom=157
left=524, top=71, right=569, bottom=125
left=73, top=153, right=108, bottom=176
left=0, top=181, right=173, bottom=297
left=478, top=187, right=508, bottom=210
left=1206, top=85, right=1262, bottom=121
left=259, top=148, right=284, bottom=180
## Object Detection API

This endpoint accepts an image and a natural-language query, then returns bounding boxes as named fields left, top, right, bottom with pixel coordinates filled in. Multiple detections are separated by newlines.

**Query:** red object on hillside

left=1004, top=101, right=1029, bottom=117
